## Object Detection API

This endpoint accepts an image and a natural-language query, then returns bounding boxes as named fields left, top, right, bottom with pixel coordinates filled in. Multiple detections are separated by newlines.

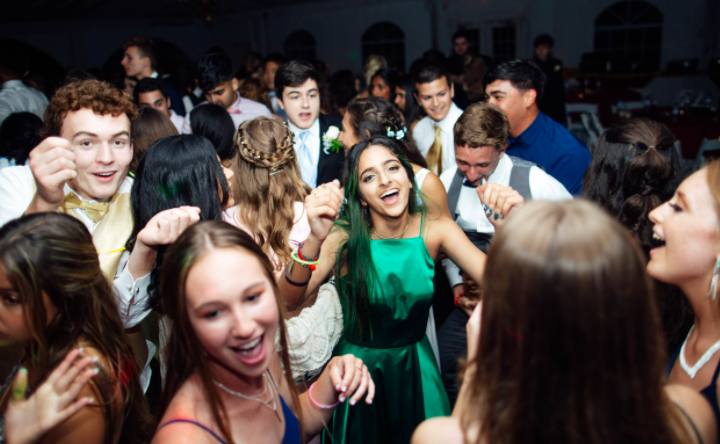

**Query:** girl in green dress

left=281, top=136, right=523, bottom=443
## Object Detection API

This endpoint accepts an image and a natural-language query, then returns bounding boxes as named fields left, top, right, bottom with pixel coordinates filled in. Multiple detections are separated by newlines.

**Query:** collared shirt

left=439, top=155, right=572, bottom=287
left=180, top=92, right=272, bottom=134
left=506, top=111, right=590, bottom=195
left=288, top=117, right=321, bottom=187
left=412, top=102, right=463, bottom=175
left=0, top=80, right=49, bottom=125
left=169, top=109, right=184, bottom=133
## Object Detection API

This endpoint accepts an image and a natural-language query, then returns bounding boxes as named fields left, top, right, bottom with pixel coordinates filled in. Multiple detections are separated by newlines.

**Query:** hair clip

left=270, top=168, right=284, bottom=176
left=241, top=139, right=246, bottom=145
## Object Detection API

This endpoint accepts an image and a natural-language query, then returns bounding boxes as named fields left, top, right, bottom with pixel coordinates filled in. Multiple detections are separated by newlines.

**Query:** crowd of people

left=0, top=29, right=718, bottom=444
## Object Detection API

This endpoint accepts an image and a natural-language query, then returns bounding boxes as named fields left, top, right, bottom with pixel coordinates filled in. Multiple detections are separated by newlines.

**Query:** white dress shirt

left=0, top=165, right=154, bottom=390
left=0, top=80, right=49, bottom=125
left=288, top=118, right=321, bottom=188
left=181, top=92, right=273, bottom=134
left=168, top=109, right=184, bottom=133
left=412, top=102, right=464, bottom=175
left=439, top=155, right=572, bottom=287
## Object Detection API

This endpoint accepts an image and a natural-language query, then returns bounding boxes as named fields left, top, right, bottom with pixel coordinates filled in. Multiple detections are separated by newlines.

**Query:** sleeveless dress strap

left=267, top=371, right=302, bottom=444
left=158, top=419, right=228, bottom=444
left=673, top=402, right=704, bottom=444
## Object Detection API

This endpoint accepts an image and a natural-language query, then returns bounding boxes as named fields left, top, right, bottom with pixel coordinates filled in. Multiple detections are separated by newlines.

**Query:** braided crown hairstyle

left=345, top=96, right=428, bottom=168
left=229, top=116, right=307, bottom=270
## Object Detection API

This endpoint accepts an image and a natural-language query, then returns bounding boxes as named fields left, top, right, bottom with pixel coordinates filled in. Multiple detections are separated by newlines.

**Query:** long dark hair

left=370, top=68, right=400, bottom=103
left=127, top=134, right=228, bottom=312
left=158, top=221, right=303, bottom=444
left=583, top=118, right=688, bottom=349
left=396, top=76, right=420, bottom=126
left=0, top=213, right=153, bottom=444
left=345, top=96, right=427, bottom=168
left=335, top=136, right=424, bottom=339
left=190, top=103, right=237, bottom=161
left=462, top=200, right=689, bottom=444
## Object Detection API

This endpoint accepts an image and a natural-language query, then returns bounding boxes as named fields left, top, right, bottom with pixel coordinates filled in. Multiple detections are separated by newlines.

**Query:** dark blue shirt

left=506, top=111, right=590, bottom=195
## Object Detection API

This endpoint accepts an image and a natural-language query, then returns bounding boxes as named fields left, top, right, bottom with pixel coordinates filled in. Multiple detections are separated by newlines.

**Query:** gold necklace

left=372, top=221, right=410, bottom=240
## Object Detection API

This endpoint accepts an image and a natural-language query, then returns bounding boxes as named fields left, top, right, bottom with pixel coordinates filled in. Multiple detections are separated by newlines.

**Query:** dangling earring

left=707, top=254, right=720, bottom=300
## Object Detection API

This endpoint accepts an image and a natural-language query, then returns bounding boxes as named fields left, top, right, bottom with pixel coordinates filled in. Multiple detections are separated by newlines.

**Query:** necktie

left=297, top=131, right=317, bottom=189
left=60, top=193, right=110, bottom=223
left=426, top=124, right=443, bottom=174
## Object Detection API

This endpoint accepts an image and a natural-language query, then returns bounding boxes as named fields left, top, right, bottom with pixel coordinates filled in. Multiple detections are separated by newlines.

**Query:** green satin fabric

left=323, top=235, right=451, bottom=444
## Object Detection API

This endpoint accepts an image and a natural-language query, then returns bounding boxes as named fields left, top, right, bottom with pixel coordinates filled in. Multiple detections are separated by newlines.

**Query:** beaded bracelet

left=291, top=249, right=321, bottom=271
left=308, top=381, right=340, bottom=409
left=298, top=242, right=320, bottom=262
left=454, top=291, right=465, bottom=307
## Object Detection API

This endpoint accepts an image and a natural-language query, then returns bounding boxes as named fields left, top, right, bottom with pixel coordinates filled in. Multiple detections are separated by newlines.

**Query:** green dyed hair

left=334, top=135, right=426, bottom=340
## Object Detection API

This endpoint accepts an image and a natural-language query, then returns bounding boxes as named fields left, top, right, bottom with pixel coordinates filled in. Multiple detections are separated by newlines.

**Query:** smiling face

left=121, top=46, right=148, bottom=78
left=485, top=80, right=535, bottom=134
left=455, top=144, right=506, bottom=186
left=137, top=90, right=171, bottom=117
left=357, top=144, right=413, bottom=220
left=204, top=79, right=239, bottom=109
left=415, top=77, right=454, bottom=123
left=61, top=108, right=133, bottom=202
left=278, top=78, right=320, bottom=130
left=185, top=247, right=279, bottom=379
left=371, top=76, right=391, bottom=101
left=647, top=169, right=720, bottom=293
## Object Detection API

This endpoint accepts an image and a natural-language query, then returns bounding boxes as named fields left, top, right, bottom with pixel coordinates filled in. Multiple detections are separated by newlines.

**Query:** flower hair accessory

left=386, top=126, right=407, bottom=140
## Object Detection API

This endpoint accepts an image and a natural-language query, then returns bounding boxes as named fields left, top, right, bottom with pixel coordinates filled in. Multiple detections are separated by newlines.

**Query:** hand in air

left=328, top=354, right=375, bottom=406
left=4, top=348, right=96, bottom=444
left=305, top=179, right=345, bottom=242
left=28, top=137, right=77, bottom=209
left=136, top=206, right=201, bottom=248
left=477, top=181, right=524, bottom=228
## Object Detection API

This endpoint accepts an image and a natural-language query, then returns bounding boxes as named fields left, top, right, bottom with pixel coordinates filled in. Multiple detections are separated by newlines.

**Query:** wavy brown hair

left=229, top=116, right=307, bottom=270
left=0, top=213, right=153, bottom=444
left=158, top=221, right=303, bottom=444
left=41, top=79, right=139, bottom=138
left=129, top=107, right=178, bottom=173
left=460, top=200, right=690, bottom=444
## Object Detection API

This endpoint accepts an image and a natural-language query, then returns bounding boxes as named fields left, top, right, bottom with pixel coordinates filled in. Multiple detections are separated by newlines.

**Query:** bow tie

left=462, top=179, right=478, bottom=189
left=227, top=107, right=242, bottom=114
left=61, top=193, right=109, bottom=223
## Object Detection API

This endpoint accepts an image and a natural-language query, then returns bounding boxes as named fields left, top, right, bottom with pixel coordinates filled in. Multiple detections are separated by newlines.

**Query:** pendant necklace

left=679, top=326, right=720, bottom=379
left=213, top=371, right=277, bottom=414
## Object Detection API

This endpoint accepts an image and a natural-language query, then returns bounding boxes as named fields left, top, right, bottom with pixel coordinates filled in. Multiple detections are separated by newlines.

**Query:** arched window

left=362, top=22, right=405, bottom=72
left=594, top=1, right=663, bottom=71
left=284, top=30, right=316, bottom=61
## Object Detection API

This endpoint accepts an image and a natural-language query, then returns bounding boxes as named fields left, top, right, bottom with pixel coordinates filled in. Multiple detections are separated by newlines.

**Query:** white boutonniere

left=322, top=126, right=343, bottom=154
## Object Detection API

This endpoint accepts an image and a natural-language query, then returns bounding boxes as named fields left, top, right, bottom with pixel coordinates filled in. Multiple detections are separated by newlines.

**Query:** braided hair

left=345, top=96, right=428, bottom=168
left=229, top=116, right=307, bottom=270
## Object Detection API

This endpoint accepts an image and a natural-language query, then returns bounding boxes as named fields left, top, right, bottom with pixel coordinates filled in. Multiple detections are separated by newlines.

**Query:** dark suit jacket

left=316, top=113, right=345, bottom=185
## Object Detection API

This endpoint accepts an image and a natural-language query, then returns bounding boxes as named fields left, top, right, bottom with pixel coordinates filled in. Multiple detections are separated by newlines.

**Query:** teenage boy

left=274, top=60, right=344, bottom=188
left=181, top=53, right=272, bottom=134
left=0, top=79, right=200, bottom=391
left=412, top=63, right=464, bottom=175
left=121, top=36, right=185, bottom=116
left=484, top=59, right=590, bottom=195
left=134, top=78, right=184, bottom=132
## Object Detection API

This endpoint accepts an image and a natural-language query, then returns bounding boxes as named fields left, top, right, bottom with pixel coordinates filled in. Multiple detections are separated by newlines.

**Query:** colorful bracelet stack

left=292, top=242, right=321, bottom=271
left=454, top=291, right=465, bottom=307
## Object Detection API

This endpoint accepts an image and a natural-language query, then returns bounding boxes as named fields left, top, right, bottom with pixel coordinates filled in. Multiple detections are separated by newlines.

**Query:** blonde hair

left=364, top=54, right=387, bottom=90
left=230, top=117, right=307, bottom=269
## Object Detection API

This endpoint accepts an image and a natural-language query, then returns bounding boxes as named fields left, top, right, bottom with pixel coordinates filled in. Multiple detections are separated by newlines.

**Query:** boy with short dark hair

left=134, top=78, right=183, bottom=132
left=181, top=53, right=272, bottom=134
left=274, top=60, right=343, bottom=188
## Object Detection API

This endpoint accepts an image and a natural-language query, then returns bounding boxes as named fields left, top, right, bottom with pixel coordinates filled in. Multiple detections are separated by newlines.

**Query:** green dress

left=323, top=227, right=451, bottom=444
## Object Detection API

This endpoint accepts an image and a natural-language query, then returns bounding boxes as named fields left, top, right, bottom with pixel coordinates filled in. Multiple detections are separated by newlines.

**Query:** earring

left=707, top=254, right=720, bottom=300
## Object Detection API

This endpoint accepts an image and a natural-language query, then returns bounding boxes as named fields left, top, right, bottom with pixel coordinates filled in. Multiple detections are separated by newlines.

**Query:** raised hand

left=305, top=179, right=344, bottom=243
left=136, top=206, right=201, bottom=248
left=477, top=181, right=524, bottom=229
left=4, top=349, right=96, bottom=444
left=326, top=354, right=375, bottom=406
left=28, top=137, right=77, bottom=211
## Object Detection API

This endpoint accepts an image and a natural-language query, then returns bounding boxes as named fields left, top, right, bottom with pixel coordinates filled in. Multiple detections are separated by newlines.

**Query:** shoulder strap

left=447, top=168, right=464, bottom=219
left=673, top=402, right=705, bottom=444
left=159, top=419, right=228, bottom=444
left=508, top=156, right=535, bottom=201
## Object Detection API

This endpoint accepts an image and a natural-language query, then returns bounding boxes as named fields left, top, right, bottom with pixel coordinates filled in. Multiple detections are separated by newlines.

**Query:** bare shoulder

left=153, top=377, right=218, bottom=444
left=411, top=417, right=464, bottom=444
left=420, top=171, right=449, bottom=216
left=665, top=384, right=717, bottom=444
left=151, top=420, right=220, bottom=444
